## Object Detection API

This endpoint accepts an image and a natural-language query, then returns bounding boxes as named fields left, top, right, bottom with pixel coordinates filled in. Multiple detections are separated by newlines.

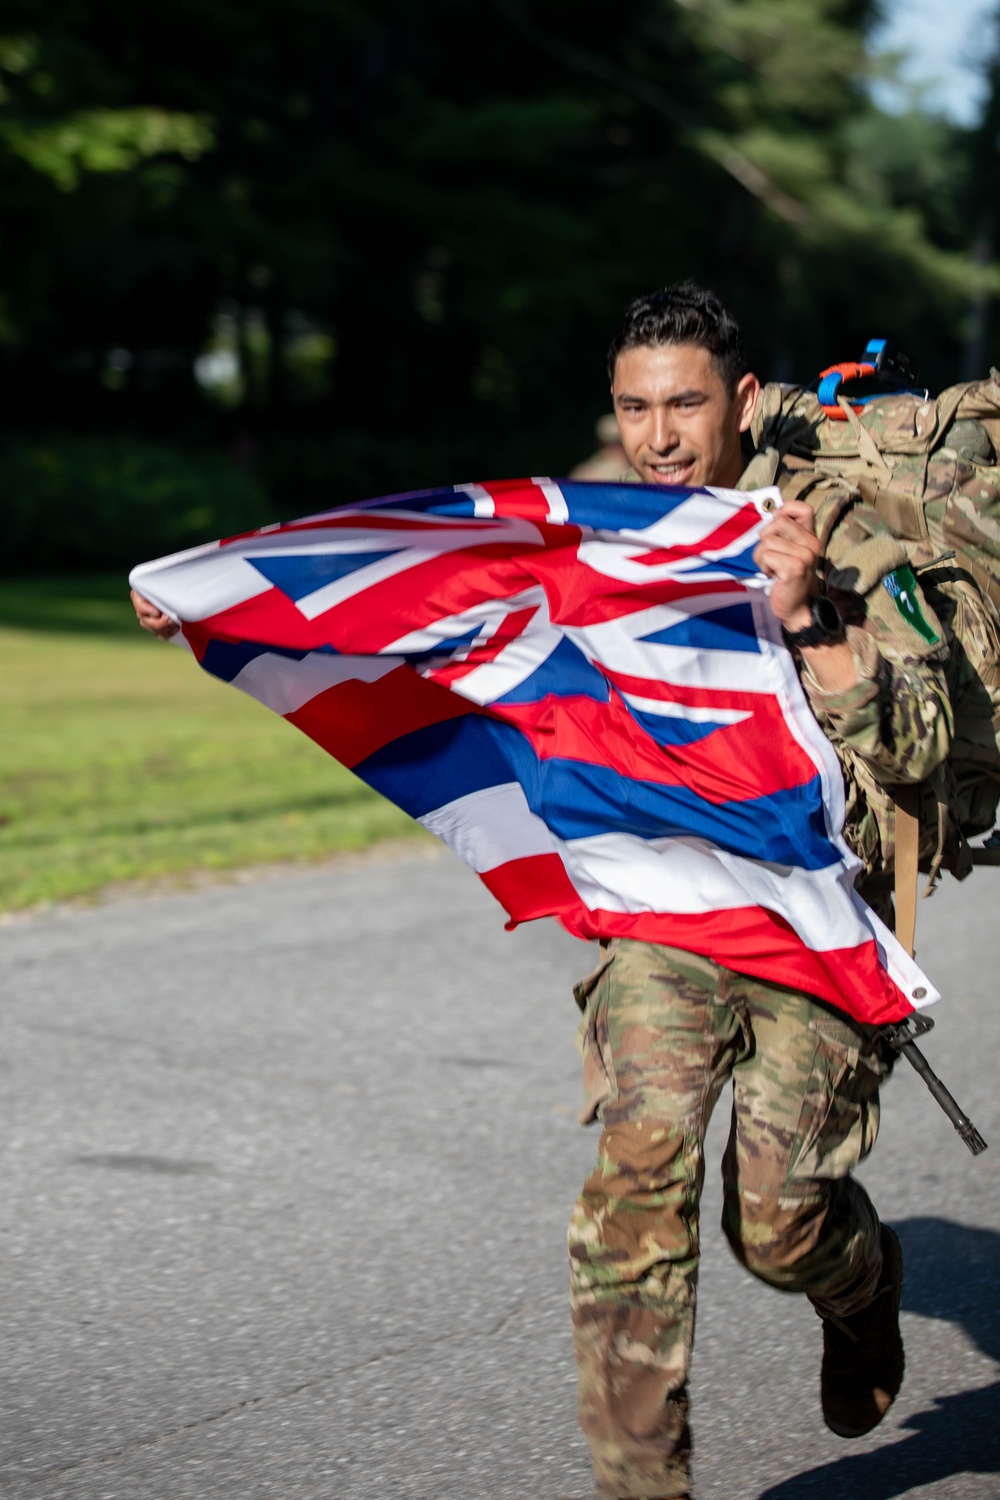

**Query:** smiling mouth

left=646, top=458, right=696, bottom=482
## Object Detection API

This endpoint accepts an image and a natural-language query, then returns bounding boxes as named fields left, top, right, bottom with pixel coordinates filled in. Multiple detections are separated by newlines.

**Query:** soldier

left=570, top=413, right=630, bottom=481
left=570, top=283, right=953, bottom=1499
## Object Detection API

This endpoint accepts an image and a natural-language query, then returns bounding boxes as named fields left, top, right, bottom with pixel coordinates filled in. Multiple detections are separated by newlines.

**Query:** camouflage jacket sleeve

left=792, top=487, right=953, bottom=787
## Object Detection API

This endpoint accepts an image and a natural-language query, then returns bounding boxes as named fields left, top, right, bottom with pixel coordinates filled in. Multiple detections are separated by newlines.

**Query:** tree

left=1, top=0, right=996, bottom=566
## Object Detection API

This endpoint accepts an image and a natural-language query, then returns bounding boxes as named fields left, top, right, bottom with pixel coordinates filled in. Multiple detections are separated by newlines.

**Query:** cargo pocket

left=788, top=1022, right=883, bottom=1181
left=573, top=946, right=619, bottom=1125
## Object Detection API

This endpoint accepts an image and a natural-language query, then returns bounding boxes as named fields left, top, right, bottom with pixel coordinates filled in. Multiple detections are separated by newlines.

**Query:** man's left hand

left=754, top=499, right=858, bottom=692
left=753, top=499, right=821, bottom=632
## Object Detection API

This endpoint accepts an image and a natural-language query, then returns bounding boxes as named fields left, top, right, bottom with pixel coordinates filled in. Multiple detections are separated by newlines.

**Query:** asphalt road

left=2, top=845, right=998, bottom=1500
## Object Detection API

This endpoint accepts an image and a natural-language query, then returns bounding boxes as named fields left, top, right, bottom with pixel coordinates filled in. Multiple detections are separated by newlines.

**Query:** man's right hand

left=131, top=588, right=180, bottom=639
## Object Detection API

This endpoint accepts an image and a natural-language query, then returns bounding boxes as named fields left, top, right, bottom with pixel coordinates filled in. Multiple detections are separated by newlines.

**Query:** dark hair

left=607, top=281, right=747, bottom=392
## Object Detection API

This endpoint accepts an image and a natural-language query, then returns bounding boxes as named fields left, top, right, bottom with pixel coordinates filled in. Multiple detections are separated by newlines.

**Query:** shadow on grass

left=0, top=575, right=141, bottom=636
left=758, top=1216, right=1000, bottom=1499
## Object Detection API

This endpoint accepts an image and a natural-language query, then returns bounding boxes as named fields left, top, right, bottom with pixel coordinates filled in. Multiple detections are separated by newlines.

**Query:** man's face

left=611, top=342, right=760, bottom=489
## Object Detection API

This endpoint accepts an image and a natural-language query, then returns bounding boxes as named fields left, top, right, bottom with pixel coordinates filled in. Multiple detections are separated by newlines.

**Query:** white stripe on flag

left=450, top=622, right=565, bottom=704
left=569, top=623, right=776, bottom=694
left=414, top=782, right=938, bottom=1005
left=230, top=651, right=401, bottom=716
left=419, top=783, right=556, bottom=869
left=558, top=831, right=865, bottom=943
left=454, top=483, right=496, bottom=517
left=130, top=552, right=273, bottom=623
left=531, top=477, right=570, bottom=523
left=620, top=695, right=752, bottom=725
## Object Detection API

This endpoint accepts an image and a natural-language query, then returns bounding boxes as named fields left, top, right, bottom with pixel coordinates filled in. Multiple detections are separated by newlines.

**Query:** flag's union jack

left=130, top=477, right=937, bottom=1026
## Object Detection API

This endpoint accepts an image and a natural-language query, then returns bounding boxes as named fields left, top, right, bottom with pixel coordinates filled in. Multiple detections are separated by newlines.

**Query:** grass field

left=0, top=576, right=421, bottom=912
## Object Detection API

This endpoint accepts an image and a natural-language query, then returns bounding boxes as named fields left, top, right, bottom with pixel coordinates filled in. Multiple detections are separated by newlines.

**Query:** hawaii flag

left=130, top=477, right=937, bottom=1025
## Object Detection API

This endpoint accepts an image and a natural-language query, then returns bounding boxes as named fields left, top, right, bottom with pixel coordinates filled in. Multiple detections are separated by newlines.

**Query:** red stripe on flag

left=479, top=851, right=582, bottom=923
left=481, top=478, right=552, bottom=521
left=630, top=501, right=761, bottom=567
left=479, top=854, right=913, bottom=1026
left=320, top=546, right=540, bottom=650
left=595, top=909, right=912, bottom=1024
left=492, top=689, right=817, bottom=800
left=285, top=663, right=475, bottom=768
left=534, top=550, right=747, bottom=627
left=182, top=621, right=215, bottom=663
left=193, top=589, right=358, bottom=651
left=601, top=669, right=765, bottom=710
left=423, top=604, right=541, bottom=687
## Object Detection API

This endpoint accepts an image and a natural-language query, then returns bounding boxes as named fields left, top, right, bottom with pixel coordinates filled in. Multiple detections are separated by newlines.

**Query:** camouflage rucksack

left=748, top=351, right=1000, bottom=952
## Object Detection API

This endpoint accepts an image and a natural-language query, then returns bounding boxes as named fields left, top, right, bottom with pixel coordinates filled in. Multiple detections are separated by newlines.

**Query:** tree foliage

left=1, top=0, right=997, bottom=565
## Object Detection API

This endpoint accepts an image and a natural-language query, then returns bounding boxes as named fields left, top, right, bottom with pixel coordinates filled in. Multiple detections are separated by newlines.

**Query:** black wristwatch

left=781, top=595, right=844, bottom=649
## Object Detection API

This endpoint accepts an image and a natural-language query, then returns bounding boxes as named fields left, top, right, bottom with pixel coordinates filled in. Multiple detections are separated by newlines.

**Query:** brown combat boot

left=820, top=1223, right=905, bottom=1438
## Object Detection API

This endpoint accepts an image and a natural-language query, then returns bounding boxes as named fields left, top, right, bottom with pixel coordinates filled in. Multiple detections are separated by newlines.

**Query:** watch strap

left=781, top=595, right=844, bottom=649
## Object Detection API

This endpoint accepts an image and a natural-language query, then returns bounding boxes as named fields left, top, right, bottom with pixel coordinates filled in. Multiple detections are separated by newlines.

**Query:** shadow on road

left=758, top=1216, right=1000, bottom=1500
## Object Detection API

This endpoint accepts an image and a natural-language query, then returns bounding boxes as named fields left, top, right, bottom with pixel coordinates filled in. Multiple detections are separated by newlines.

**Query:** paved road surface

left=2, top=846, right=998, bottom=1499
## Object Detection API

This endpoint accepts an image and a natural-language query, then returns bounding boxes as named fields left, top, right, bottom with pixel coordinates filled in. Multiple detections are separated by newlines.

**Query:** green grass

left=0, top=577, right=422, bottom=911
left=0, top=573, right=142, bottom=635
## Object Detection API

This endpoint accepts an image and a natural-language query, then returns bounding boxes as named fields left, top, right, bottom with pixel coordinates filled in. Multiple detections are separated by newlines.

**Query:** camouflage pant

left=569, top=938, right=887, bottom=1500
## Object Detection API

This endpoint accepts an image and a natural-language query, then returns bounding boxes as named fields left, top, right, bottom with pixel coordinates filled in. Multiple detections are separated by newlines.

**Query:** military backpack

left=748, top=345, right=1000, bottom=953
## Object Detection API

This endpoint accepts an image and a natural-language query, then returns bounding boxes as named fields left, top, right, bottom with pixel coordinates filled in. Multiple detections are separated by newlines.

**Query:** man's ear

left=735, top=371, right=762, bottom=433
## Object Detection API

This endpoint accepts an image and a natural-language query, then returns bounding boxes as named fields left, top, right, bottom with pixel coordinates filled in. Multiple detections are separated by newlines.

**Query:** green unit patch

left=883, top=565, right=939, bottom=644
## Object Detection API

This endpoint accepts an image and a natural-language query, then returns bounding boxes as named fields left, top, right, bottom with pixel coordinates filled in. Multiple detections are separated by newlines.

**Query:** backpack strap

left=860, top=481, right=929, bottom=542
left=739, top=445, right=782, bottom=491
left=893, top=785, right=921, bottom=957
left=932, top=381, right=976, bottom=448
left=894, top=764, right=976, bottom=950
left=836, top=396, right=895, bottom=483
left=750, top=383, right=789, bottom=449
left=778, top=468, right=858, bottom=553
left=965, top=555, right=1000, bottom=614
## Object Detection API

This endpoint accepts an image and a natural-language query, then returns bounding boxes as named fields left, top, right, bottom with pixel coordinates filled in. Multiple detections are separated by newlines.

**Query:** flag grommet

left=913, top=987, right=927, bottom=999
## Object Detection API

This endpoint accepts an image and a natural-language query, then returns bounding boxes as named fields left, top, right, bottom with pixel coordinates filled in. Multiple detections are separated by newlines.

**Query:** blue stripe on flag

left=418, top=496, right=480, bottom=517
left=626, top=706, right=743, bottom=748
left=637, top=602, right=760, bottom=654
left=409, top=624, right=484, bottom=662
left=352, top=491, right=479, bottom=517
left=557, top=481, right=697, bottom=533
left=200, top=638, right=329, bottom=683
left=492, top=636, right=610, bottom=705
left=674, top=544, right=760, bottom=579
left=355, top=716, right=836, bottom=870
left=249, top=549, right=401, bottom=601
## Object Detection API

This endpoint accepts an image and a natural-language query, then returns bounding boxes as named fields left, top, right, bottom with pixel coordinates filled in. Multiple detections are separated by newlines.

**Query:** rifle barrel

left=897, top=1039, right=988, bottom=1156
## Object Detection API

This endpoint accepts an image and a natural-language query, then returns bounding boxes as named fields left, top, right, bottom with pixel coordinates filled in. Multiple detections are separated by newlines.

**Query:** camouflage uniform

left=569, top=456, right=952, bottom=1499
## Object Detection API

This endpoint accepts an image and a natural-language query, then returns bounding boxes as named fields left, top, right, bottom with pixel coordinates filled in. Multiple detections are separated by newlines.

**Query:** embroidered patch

left=884, top=565, right=938, bottom=644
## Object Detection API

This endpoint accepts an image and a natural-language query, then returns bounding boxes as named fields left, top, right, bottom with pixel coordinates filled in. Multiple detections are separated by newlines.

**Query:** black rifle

left=880, top=1014, right=988, bottom=1156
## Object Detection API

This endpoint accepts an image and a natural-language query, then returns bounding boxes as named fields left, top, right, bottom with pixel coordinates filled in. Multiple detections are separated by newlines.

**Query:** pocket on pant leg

left=788, top=1022, right=883, bottom=1181
left=575, top=948, right=619, bottom=1125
